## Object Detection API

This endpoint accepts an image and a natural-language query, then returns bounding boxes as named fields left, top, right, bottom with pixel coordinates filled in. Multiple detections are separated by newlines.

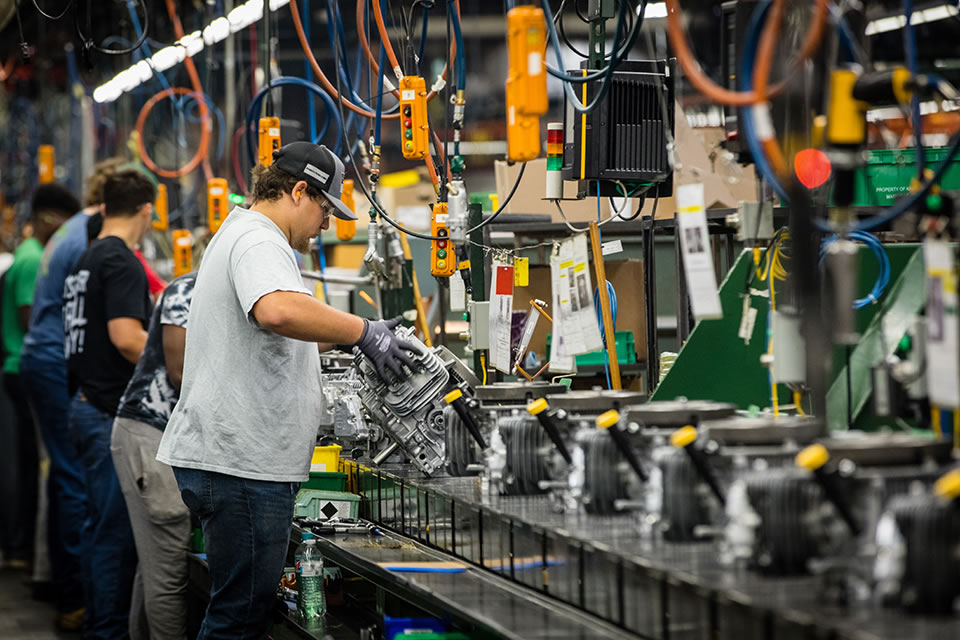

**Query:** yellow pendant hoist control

left=207, top=178, right=229, bottom=234
left=258, top=116, right=281, bottom=166
left=336, top=179, right=356, bottom=241
left=399, top=76, right=430, bottom=160
left=430, top=203, right=455, bottom=277
left=505, top=6, right=547, bottom=162
left=172, top=229, right=193, bottom=277
left=38, top=145, right=55, bottom=183
left=153, top=184, right=169, bottom=231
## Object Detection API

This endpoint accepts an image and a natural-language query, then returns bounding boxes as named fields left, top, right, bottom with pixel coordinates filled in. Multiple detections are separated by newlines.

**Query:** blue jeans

left=174, top=467, right=298, bottom=640
left=19, top=353, right=89, bottom=613
left=69, top=395, right=137, bottom=640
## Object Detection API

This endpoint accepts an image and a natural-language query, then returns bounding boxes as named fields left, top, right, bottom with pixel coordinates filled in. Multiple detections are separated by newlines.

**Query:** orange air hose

left=356, top=0, right=457, bottom=106
left=290, top=0, right=394, bottom=119
left=665, top=0, right=829, bottom=106
left=752, top=0, right=791, bottom=178
left=136, top=0, right=213, bottom=179
left=371, top=0, right=402, bottom=78
left=136, top=88, right=212, bottom=179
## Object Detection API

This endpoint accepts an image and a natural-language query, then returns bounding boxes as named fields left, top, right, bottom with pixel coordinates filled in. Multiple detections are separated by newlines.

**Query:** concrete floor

left=0, top=568, right=74, bottom=639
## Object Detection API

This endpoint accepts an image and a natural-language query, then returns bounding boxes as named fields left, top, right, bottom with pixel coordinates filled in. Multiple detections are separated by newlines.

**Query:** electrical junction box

left=258, top=116, right=281, bottom=166
left=172, top=229, right=193, bottom=277
left=562, top=59, right=676, bottom=199
left=152, top=184, right=169, bottom=231
left=399, top=76, right=430, bottom=160
left=430, top=203, right=455, bottom=277
left=207, top=178, right=229, bottom=234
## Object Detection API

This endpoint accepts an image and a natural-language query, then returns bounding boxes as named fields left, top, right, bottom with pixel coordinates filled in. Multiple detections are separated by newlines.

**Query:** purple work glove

left=355, top=316, right=422, bottom=381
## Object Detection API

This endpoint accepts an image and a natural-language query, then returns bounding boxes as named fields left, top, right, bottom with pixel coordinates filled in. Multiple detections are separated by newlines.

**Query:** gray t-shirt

left=157, top=207, right=323, bottom=482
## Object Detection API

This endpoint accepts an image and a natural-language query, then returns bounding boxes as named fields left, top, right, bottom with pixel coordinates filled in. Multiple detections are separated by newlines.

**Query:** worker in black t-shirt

left=63, top=170, right=154, bottom=640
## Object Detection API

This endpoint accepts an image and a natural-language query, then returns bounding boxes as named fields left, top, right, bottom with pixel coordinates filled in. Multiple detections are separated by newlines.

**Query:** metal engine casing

left=352, top=327, right=478, bottom=476
left=446, top=382, right=568, bottom=478
left=725, top=434, right=951, bottom=583
left=496, top=390, right=646, bottom=508
left=317, top=367, right=378, bottom=447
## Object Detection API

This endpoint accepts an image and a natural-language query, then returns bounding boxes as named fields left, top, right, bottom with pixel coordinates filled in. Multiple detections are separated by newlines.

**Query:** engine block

left=352, top=326, right=477, bottom=476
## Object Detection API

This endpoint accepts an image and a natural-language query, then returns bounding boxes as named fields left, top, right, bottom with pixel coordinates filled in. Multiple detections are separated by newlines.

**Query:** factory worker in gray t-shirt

left=157, top=142, right=420, bottom=640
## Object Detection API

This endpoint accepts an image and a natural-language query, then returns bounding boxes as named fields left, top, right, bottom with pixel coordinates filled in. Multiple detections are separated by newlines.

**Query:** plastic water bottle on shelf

left=295, top=532, right=326, bottom=620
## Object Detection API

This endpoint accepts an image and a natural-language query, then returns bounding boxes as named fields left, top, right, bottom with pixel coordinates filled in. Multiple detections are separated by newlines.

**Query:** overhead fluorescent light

left=93, top=0, right=289, bottom=104
left=865, top=2, right=959, bottom=35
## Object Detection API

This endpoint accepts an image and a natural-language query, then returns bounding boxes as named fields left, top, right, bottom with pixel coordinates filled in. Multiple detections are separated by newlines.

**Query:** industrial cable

left=372, top=0, right=403, bottom=79
left=664, top=0, right=829, bottom=106
left=541, top=0, right=642, bottom=113
left=136, top=88, right=212, bottom=179
left=819, top=231, right=890, bottom=309
left=903, top=0, right=925, bottom=180
left=544, top=0, right=641, bottom=83
left=74, top=0, right=149, bottom=56
left=302, top=0, right=317, bottom=142
left=353, top=0, right=453, bottom=113
left=264, top=0, right=272, bottom=115
left=245, top=77, right=343, bottom=167
left=552, top=181, right=632, bottom=233
left=133, top=0, right=213, bottom=180
left=448, top=0, right=465, bottom=92
left=32, top=0, right=74, bottom=21
left=325, top=0, right=378, bottom=112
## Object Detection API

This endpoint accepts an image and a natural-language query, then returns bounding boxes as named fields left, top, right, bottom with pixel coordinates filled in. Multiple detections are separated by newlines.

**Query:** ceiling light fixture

left=93, top=0, right=289, bottom=104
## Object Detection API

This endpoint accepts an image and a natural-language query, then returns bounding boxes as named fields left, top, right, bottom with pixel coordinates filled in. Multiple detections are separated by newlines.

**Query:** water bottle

left=295, top=532, right=326, bottom=619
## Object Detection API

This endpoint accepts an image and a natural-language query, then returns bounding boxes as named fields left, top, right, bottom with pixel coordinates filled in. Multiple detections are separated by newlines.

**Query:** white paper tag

left=548, top=235, right=603, bottom=373
left=677, top=183, right=723, bottom=320
left=268, top=128, right=280, bottom=137
left=450, top=273, right=466, bottom=312
left=924, top=239, right=960, bottom=408
left=601, top=240, right=623, bottom=256
left=210, top=187, right=224, bottom=196
left=737, top=296, right=758, bottom=344
left=489, top=259, right=515, bottom=373
left=434, top=213, right=449, bottom=224
left=401, top=89, right=415, bottom=101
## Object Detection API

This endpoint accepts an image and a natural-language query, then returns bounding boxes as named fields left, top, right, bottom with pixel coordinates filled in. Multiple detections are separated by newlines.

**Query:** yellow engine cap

left=934, top=469, right=960, bottom=502
left=595, top=410, right=620, bottom=429
left=796, top=444, right=830, bottom=471
left=670, top=426, right=697, bottom=448
left=444, top=389, right=463, bottom=404
left=527, top=398, right=549, bottom=415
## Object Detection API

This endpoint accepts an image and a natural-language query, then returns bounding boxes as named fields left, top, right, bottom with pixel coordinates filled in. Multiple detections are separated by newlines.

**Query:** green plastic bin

left=302, top=471, right=348, bottom=492
left=545, top=330, right=636, bottom=366
left=294, top=489, right=360, bottom=520
left=847, top=146, right=960, bottom=206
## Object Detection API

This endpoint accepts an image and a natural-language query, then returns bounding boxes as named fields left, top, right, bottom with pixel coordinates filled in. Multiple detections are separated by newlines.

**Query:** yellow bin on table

left=310, top=445, right=342, bottom=473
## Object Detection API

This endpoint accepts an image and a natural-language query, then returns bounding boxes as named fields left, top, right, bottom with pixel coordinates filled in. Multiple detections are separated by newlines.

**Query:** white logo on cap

left=303, top=163, right=330, bottom=184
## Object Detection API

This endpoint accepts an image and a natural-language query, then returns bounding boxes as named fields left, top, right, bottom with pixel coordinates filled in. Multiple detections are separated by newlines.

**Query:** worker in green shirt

left=1, top=183, right=79, bottom=569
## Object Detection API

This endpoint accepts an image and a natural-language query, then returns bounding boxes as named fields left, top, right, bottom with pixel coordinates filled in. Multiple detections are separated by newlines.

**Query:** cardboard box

left=512, top=259, right=647, bottom=366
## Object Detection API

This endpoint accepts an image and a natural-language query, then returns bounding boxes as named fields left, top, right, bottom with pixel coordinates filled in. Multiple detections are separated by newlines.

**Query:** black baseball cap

left=272, top=142, right=357, bottom=221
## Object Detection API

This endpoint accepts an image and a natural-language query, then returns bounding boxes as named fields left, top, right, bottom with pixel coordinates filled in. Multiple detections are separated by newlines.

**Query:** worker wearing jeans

left=64, top=171, right=156, bottom=639
left=158, top=143, right=419, bottom=639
